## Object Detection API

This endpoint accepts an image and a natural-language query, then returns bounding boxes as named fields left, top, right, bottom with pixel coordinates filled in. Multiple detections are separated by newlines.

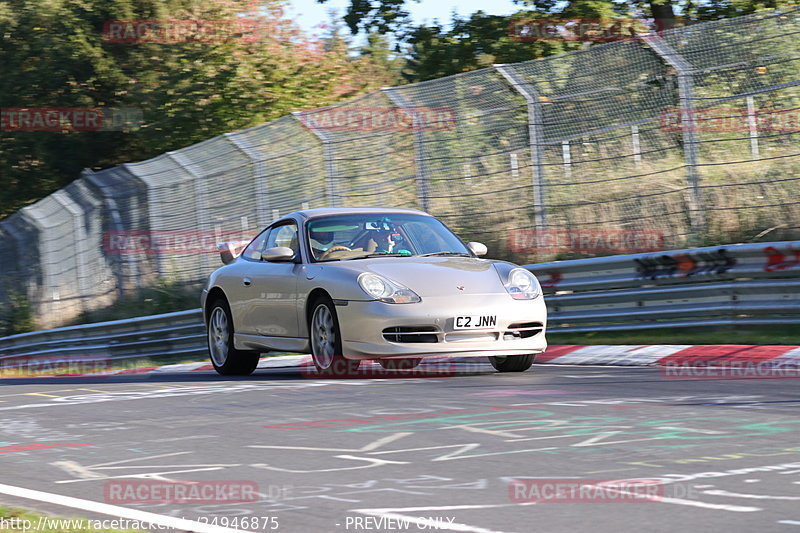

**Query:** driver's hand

left=376, top=233, right=395, bottom=252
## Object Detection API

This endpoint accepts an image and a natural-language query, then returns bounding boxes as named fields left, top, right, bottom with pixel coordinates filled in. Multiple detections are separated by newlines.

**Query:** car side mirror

left=218, top=241, right=249, bottom=265
left=261, top=246, right=295, bottom=262
left=467, top=242, right=488, bottom=257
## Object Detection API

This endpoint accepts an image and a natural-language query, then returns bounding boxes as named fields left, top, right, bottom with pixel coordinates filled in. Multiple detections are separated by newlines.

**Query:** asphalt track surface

left=1, top=361, right=800, bottom=533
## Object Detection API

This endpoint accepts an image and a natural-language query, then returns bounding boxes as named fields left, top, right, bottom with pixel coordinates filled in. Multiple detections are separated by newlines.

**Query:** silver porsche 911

left=201, top=207, right=547, bottom=376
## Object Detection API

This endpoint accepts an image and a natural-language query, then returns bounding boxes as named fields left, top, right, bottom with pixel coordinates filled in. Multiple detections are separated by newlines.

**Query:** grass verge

left=71, top=280, right=201, bottom=326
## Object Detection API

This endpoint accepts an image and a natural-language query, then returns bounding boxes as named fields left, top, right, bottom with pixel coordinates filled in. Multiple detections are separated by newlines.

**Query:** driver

left=368, top=229, right=396, bottom=253
left=309, top=230, right=335, bottom=258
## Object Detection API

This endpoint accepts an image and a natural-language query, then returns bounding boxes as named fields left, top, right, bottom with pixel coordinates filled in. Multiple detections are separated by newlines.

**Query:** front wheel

left=309, top=297, right=361, bottom=377
left=207, top=299, right=260, bottom=376
left=489, top=354, right=535, bottom=373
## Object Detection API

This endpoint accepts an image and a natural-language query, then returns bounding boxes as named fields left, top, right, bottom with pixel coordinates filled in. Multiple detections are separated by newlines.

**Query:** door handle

left=242, top=278, right=252, bottom=287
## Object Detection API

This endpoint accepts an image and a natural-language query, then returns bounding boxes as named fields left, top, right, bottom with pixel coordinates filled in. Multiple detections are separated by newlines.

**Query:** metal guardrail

left=0, top=310, right=206, bottom=367
left=525, top=240, right=800, bottom=332
left=0, top=241, right=798, bottom=365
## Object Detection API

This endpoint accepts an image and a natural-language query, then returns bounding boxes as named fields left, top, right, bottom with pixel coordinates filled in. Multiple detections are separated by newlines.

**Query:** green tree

left=402, top=11, right=576, bottom=82
left=319, top=0, right=798, bottom=82
left=360, top=30, right=404, bottom=84
left=0, top=0, right=399, bottom=217
left=1, top=289, right=35, bottom=335
left=322, top=0, right=797, bottom=34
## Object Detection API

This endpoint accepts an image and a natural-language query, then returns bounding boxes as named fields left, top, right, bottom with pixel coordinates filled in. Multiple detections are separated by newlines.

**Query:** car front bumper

left=336, top=294, right=547, bottom=360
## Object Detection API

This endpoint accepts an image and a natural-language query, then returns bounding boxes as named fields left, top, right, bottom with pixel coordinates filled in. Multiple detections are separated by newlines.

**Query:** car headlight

left=504, top=267, right=541, bottom=300
left=358, top=273, right=421, bottom=304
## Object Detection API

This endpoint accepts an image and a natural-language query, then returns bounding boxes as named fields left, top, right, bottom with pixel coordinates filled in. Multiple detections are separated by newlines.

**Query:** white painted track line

left=0, top=482, right=250, bottom=533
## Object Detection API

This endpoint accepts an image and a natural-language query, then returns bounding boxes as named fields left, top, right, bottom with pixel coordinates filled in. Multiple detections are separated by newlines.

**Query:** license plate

left=453, top=315, right=497, bottom=329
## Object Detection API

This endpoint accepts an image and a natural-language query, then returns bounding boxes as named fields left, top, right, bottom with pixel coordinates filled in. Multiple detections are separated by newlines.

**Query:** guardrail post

left=226, top=132, right=271, bottom=228
left=495, top=64, right=548, bottom=231
left=293, top=112, right=339, bottom=208
left=382, top=87, right=430, bottom=213
left=644, top=36, right=706, bottom=239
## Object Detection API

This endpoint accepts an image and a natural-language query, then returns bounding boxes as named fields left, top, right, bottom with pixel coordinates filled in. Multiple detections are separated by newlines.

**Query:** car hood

left=334, top=256, right=508, bottom=296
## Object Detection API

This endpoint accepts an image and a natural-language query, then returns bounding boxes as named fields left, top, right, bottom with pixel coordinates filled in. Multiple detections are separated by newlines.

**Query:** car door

left=224, top=226, right=270, bottom=336
left=238, top=222, right=301, bottom=338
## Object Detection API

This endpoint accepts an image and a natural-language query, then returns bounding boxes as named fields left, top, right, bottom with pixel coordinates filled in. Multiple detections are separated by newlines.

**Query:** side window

left=266, top=224, right=299, bottom=254
left=243, top=228, right=272, bottom=261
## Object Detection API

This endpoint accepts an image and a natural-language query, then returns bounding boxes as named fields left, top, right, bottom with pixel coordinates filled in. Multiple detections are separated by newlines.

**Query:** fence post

left=18, top=207, right=52, bottom=323
left=168, top=152, right=210, bottom=274
left=746, top=96, right=760, bottom=159
left=561, top=140, right=572, bottom=179
left=495, top=64, right=548, bottom=231
left=293, top=112, right=339, bottom=208
left=125, top=162, right=167, bottom=279
left=226, top=132, right=271, bottom=228
left=81, top=169, right=136, bottom=293
left=510, top=153, right=520, bottom=177
left=631, top=125, right=642, bottom=167
left=382, top=87, right=430, bottom=213
left=644, top=36, right=706, bottom=238
left=52, top=191, right=89, bottom=314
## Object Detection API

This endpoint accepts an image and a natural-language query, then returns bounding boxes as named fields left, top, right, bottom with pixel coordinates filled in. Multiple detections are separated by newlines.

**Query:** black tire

left=207, top=298, right=260, bottom=376
left=489, top=354, right=535, bottom=373
left=309, top=296, right=361, bottom=377
left=378, top=358, right=422, bottom=370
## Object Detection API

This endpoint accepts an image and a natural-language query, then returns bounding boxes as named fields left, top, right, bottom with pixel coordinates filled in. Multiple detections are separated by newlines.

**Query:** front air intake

left=505, top=322, right=544, bottom=339
left=383, top=326, right=439, bottom=343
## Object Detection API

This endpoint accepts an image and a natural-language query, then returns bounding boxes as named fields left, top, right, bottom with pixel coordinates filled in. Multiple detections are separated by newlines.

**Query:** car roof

left=288, top=207, right=432, bottom=220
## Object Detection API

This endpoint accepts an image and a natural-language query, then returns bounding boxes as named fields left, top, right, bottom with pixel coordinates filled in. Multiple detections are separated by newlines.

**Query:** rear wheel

left=489, top=354, right=535, bottom=373
left=207, top=299, right=260, bottom=376
left=378, top=358, right=422, bottom=370
left=309, top=296, right=361, bottom=377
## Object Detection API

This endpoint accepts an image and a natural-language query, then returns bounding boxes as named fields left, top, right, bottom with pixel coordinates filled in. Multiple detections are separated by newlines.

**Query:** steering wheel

left=319, top=245, right=352, bottom=261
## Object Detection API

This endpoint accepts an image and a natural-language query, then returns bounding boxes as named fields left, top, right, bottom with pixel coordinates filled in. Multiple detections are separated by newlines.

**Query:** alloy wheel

left=208, top=306, right=229, bottom=367
left=311, top=304, right=336, bottom=370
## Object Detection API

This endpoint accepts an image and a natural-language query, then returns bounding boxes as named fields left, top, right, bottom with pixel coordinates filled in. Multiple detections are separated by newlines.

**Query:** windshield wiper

left=351, top=252, right=413, bottom=259
left=419, top=252, right=471, bottom=257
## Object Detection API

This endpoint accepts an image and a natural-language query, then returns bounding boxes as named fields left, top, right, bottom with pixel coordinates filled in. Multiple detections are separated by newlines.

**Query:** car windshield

left=307, top=213, right=471, bottom=262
